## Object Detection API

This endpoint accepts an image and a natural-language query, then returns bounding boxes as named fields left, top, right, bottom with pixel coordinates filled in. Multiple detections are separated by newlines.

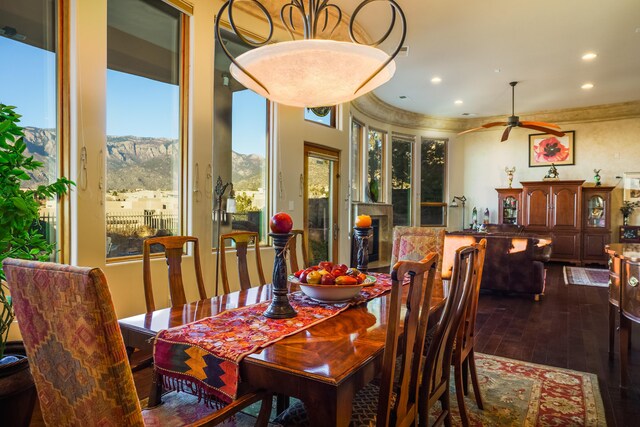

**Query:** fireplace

left=351, top=203, right=393, bottom=270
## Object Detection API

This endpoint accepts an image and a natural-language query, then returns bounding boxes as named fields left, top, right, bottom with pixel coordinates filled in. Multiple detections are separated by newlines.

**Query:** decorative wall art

left=529, top=131, right=575, bottom=167
left=624, top=172, right=640, bottom=203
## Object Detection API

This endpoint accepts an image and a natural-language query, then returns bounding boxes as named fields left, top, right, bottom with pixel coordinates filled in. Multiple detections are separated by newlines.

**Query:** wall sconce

left=450, top=195, right=467, bottom=230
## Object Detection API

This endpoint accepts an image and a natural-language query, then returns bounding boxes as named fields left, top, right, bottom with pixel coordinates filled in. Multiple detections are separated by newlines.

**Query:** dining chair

left=219, top=231, right=266, bottom=294
left=285, top=229, right=309, bottom=273
left=391, top=226, right=446, bottom=274
left=418, top=244, right=477, bottom=427
left=3, top=258, right=272, bottom=427
left=142, top=235, right=207, bottom=312
left=274, top=252, right=439, bottom=426
left=451, top=239, right=487, bottom=425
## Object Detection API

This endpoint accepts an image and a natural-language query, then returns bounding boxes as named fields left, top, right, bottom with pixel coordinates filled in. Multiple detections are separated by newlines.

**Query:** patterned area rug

left=223, top=353, right=607, bottom=426
left=563, top=266, right=609, bottom=287
left=432, top=353, right=606, bottom=426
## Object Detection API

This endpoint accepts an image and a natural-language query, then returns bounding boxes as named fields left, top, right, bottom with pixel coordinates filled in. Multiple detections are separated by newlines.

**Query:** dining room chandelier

left=215, top=0, right=406, bottom=108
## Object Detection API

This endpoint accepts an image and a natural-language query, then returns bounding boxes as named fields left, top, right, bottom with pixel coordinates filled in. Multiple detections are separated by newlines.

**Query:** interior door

left=304, top=144, right=340, bottom=265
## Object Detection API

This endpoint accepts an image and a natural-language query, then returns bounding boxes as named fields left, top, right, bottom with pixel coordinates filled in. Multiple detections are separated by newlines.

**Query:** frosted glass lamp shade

left=226, top=197, right=237, bottom=214
left=230, top=40, right=396, bottom=108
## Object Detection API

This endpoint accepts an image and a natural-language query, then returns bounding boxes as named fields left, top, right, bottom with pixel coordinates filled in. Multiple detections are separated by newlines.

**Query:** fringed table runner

left=153, top=273, right=401, bottom=406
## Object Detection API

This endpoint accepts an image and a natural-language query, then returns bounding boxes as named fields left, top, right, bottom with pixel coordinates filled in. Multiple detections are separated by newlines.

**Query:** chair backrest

left=390, top=226, right=446, bottom=274
left=285, top=229, right=309, bottom=273
left=3, top=258, right=144, bottom=426
left=420, top=245, right=477, bottom=414
left=219, top=231, right=266, bottom=294
left=143, top=235, right=207, bottom=312
left=377, top=253, right=438, bottom=426
left=456, top=239, right=487, bottom=356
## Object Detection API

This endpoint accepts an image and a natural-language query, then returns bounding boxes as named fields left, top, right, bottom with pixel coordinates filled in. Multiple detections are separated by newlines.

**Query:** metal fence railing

left=106, top=210, right=179, bottom=236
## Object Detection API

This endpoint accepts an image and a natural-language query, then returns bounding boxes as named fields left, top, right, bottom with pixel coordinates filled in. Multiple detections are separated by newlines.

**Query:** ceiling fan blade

left=501, top=126, right=512, bottom=142
left=482, top=121, right=507, bottom=128
left=519, top=124, right=565, bottom=137
left=521, top=121, right=562, bottom=130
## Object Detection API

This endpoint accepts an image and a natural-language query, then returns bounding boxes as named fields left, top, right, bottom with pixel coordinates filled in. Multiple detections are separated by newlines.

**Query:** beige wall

left=458, top=117, right=640, bottom=234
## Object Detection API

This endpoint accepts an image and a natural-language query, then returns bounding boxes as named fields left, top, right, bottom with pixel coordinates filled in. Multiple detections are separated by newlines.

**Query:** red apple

left=321, top=273, right=336, bottom=286
left=270, top=212, right=293, bottom=233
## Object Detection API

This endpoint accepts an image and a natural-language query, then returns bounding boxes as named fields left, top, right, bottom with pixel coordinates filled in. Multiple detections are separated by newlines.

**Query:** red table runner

left=153, top=273, right=400, bottom=406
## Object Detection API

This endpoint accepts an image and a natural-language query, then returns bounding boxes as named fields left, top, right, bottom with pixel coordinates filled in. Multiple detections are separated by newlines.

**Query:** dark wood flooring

left=29, top=262, right=640, bottom=426
left=475, top=262, right=640, bottom=427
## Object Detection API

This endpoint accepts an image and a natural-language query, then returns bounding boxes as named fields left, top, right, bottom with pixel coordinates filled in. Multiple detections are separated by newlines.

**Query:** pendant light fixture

left=215, top=0, right=406, bottom=108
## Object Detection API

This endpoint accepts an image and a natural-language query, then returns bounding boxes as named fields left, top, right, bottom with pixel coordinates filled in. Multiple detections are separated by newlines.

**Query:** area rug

left=431, top=353, right=607, bottom=426
left=563, top=266, right=609, bottom=288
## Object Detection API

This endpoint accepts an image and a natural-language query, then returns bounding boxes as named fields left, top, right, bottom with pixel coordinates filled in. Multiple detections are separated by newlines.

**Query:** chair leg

left=609, top=303, right=616, bottom=359
left=620, top=315, right=631, bottom=389
left=468, top=349, right=484, bottom=410
left=462, top=358, right=469, bottom=395
left=441, top=386, right=452, bottom=427
left=255, top=394, right=273, bottom=427
left=454, top=363, right=469, bottom=426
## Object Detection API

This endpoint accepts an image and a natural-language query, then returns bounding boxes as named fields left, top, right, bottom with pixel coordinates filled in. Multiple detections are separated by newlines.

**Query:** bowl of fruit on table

left=289, top=262, right=376, bottom=303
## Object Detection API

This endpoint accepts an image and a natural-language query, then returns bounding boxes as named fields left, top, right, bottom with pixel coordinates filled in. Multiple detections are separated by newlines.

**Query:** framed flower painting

left=528, top=131, right=575, bottom=167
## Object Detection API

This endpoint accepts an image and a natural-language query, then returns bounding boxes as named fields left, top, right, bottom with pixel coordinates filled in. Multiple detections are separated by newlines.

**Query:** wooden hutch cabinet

left=496, top=188, right=523, bottom=225
left=582, top=186, right=614, bottom=264
left=521, top=180, right=584, bottom=264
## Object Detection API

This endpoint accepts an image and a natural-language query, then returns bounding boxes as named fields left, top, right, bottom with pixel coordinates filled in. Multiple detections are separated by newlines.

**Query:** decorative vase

left=623, top=215, right=629, bottom=226
left=0, top=342, right=37, bottom=427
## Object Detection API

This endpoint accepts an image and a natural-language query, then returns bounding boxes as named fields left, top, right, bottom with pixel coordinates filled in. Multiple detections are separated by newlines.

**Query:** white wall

left=457, top=117, right=640, bottom=234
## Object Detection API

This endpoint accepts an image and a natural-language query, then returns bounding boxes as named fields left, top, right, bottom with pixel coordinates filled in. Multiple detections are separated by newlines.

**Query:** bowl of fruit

left=289, top=262, right=376, bottom=303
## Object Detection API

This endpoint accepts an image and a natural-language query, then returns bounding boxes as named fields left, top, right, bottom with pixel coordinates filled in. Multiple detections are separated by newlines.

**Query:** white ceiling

left=357, top=0, right=640, bottom=118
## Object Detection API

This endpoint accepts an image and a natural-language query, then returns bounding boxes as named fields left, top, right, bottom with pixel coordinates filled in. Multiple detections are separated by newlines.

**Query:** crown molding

left=351, top=95, right=640, bottom=132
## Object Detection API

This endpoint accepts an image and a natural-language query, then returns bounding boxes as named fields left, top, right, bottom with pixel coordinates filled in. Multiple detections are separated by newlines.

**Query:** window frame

left=419, top=137, right=448, bottom=227
left=105, top=0, right=191, bottom=263
left=350, top=117, right=364, bottom=203
left=366, top=126, right=387, bottom=204
left=391, top=132, right=415, bottom=227
left=304, top=106, right=337, bottom=128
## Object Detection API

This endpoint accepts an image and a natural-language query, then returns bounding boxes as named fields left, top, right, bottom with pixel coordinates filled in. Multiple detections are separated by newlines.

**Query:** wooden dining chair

left=285, top=229, right=309, bottom=273
left=274, top=252, right=439, bottom=426
left=219, top=231, right=266, bottom=294
left=451, top=238, right=487, bottom=425
left=143, top=235, right=207, bottom=312
left=3, top=258, right=272, bottom=427
left=418, top=244, right=477, bottom=427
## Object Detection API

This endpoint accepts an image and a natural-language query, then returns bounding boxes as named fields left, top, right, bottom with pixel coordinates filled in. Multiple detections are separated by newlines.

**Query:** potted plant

left=0, top=103, right=74, bottom=426
left=620, top=200, right=640, bottom=226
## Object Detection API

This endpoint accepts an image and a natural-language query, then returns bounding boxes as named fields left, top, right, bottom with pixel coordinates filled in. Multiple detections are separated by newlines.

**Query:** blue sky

left=1, top=36, right=267, bottom=155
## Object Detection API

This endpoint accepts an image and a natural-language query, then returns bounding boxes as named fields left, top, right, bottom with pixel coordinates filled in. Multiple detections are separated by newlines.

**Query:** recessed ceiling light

left=431, top=76, right=442, bottom=84
left=461, top=113, right=476, bottom=116
left=454, top=100, right=463, bottom=105
left=582, top=52, right=597, bottom=61
left=399, top=95, right=408, bottom=99
left=494, top=68, right=501, bottom=73
left=581, top=83, right=594, bottom=89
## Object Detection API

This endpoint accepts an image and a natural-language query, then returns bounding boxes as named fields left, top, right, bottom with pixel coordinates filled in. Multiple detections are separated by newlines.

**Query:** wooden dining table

left=118, top=276, right=444, bottom=427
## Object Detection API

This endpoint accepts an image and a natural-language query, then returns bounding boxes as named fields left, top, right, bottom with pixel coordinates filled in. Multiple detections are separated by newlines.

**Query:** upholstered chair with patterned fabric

left=390, top=226, right=446, bottom=273
left=3, top=258, right=271, bottom=427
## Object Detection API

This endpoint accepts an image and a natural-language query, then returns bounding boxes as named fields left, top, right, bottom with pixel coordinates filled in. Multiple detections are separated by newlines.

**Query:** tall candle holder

left=353, top=226, right=372, bottom=273
left=263, top=232, right=297, bottom=319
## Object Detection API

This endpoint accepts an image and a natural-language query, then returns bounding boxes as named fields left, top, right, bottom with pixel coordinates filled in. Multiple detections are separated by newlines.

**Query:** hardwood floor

left=475, top=262, right=640, bottom=427
left=29, top=262, right=640, bottom=425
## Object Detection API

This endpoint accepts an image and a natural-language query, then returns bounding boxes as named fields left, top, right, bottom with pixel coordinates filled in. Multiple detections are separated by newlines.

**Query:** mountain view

left=21, top=127, right=264, bottom=191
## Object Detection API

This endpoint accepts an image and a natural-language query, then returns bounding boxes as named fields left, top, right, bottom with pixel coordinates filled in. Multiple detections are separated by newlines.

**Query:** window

left=106, top=0, right=186, bottom=258
left=392, top=134, right=413, bottom=226
left=213, top=32, right=269, bottom=247
left=367, top=128, right=385, bottom=203
left=420, top=138, right=447, bottom=226
left=350, top=119, right=363, bottom=202
left=0, top=0, right=62, bottom=259
left=305, top=106, right=336, bottom=127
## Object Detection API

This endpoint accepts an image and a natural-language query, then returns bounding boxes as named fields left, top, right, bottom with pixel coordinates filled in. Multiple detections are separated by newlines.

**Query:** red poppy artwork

left=529, top=131, right=575, bottom=167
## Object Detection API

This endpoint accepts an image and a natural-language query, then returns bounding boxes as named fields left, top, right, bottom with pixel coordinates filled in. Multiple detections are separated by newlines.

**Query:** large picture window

left=0, top=0, right=61, bottom=259
left=105, top=0, right=186, bottom=258
left=213, top=31, right=269, bottom=247
left=420, top=138, right=447, bottom=226
left=392, top=134, right=413, bottom=226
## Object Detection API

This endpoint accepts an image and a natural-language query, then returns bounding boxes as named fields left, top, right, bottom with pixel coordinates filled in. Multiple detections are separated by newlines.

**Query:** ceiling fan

left=458, top=81, right=565, bottom=142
